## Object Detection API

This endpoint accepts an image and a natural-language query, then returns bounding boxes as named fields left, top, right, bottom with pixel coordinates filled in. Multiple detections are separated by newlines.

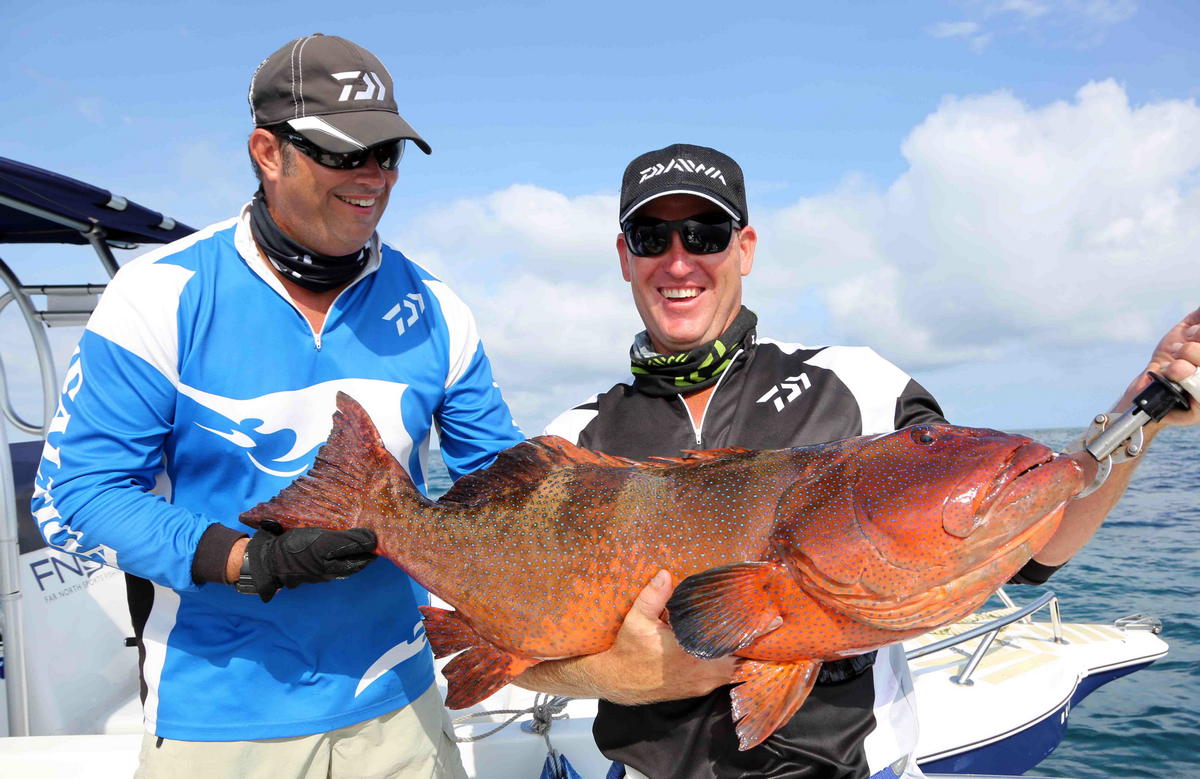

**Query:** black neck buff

left=248, top=190, right=370, bottom=293
left=630, top=307, right=758, bottom=398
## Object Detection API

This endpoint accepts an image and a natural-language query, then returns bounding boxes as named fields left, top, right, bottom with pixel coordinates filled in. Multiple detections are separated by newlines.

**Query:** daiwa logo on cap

left=639, top=158, right=727, bottom=186
left=332, top=71, right=387, bottom=102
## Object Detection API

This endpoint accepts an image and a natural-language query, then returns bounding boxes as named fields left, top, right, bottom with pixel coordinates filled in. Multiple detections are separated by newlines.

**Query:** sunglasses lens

left=374, top=139, right=405, bottom=170
left=680, top=218, right=734, bottom=254
left=625, top=221, right=672, bottom=257
left=322, top=149, right=362, bottom=169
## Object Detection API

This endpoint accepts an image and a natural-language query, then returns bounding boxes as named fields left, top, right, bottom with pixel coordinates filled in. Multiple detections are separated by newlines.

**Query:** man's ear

left=249, top=129, right=285, bottom=183
left=737, top=225, right=757, bottom=277
left=618, top=232, right=633, bottom=282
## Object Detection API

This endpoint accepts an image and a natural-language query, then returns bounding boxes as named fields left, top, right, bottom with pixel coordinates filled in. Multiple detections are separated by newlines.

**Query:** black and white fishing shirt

left=544, top=335, right=945, bottom=779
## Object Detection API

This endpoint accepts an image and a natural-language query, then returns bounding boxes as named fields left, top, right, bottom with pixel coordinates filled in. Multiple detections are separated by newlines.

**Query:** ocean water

left=424, top=426, right=1200, bottom=778
left=1017, top=427, right=1200, bottom=779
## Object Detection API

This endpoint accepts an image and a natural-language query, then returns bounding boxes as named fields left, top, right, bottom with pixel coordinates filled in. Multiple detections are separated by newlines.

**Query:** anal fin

left=418, top=605, right=537, bottom=708
left=665, top=561, right=785, bottom=659
left=418, top=605, right=479, bottom=658
left=730, top=659, right=821, bottom=751
left=442, top=644, right=536, bottom=709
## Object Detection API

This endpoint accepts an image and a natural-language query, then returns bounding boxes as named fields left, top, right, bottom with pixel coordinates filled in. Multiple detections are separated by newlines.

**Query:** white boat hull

left=0, top=604, right=1167, bottom=778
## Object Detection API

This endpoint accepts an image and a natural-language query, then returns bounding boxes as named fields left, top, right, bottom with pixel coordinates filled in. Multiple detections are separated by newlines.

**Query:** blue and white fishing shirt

left=31, top=203, right=524, bottom=741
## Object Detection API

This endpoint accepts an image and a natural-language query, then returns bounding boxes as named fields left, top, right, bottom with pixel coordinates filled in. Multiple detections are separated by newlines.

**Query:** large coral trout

left=241, top=393, right=1085, bottom=750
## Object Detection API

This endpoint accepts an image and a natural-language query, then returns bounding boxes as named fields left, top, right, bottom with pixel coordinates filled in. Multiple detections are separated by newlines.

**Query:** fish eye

left=910, top=428, right=936, bottom=445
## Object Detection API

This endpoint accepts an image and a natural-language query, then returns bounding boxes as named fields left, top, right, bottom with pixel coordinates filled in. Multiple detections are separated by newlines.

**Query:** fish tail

left=240, top=392, right=431, bottom=535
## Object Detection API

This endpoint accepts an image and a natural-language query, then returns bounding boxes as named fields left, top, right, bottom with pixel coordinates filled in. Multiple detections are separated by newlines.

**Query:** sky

left=2, top=0, right=1199, bottom=442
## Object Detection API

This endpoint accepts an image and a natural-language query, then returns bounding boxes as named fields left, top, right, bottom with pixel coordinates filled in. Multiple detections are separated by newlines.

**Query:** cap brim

left=619, top=189, right=741, bottom=224
left=287, top=111, right=432, bottom=155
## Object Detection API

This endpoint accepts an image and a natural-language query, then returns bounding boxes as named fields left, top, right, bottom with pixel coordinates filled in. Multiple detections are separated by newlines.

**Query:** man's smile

left=661, top=287, right=703, bottom=300
left=335, top=194, right=379, bottom=210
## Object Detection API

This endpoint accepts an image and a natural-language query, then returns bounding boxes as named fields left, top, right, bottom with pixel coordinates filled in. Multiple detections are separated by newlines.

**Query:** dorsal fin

left=438, top=435, right=644, bottom=507
left=648, top=446, right=753, bottom=466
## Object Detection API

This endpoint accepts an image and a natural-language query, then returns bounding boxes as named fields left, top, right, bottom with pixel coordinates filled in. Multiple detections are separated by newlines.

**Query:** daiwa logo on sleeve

left=639, top=158, right=727, bottom=185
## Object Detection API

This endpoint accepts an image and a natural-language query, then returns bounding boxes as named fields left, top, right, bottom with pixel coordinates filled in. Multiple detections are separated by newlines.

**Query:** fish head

left=847, top=424, right=1085, bottom=590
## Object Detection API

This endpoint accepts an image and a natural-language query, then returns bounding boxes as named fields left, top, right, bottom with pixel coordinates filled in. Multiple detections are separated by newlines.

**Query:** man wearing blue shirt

left=32, top=34, right=522, bottom=778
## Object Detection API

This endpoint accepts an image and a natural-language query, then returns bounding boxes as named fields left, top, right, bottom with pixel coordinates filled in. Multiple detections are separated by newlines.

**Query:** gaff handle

left=1134, top=371, right=1196, bottom=422
left=1070, top=369, right=1197, bottom=499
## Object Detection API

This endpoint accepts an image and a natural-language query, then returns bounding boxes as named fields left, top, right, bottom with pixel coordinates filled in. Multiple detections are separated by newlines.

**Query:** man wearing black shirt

left=515, top=143, right=1200, bottom=779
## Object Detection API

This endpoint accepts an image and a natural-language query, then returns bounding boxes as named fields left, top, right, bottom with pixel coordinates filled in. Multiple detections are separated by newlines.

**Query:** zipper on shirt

left=280, top=277, right=365, bottom=352
left=677, top=348, right=744, bottom=447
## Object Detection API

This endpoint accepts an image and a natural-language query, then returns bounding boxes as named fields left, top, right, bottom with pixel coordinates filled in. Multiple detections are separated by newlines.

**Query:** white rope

left=449, top=693, right=572, bottom=748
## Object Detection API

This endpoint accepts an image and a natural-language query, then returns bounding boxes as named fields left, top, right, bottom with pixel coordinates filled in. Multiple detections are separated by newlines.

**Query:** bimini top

left=0, top=156, right=195, bottom=246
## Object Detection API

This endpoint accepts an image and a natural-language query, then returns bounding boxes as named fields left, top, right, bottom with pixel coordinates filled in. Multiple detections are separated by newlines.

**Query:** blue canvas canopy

left=0, top=156, right=194, bottom=247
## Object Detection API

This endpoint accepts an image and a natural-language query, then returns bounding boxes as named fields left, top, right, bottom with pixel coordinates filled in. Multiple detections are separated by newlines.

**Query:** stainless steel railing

left=905, top=590, right=1063, bottom=687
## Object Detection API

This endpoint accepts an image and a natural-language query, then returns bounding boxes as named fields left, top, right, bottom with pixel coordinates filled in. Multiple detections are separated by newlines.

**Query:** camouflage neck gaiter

left=630, top=307, right=757, bottom=398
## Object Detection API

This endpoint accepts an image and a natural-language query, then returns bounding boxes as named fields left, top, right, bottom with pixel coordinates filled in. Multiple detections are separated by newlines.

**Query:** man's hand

left=592, top=569, right=740, bottom=704
left=241, top=525, right=378, bottom=603
left=1119, top=308, right=1200, bottom=428
left=515, top=570, right=781, bottom=705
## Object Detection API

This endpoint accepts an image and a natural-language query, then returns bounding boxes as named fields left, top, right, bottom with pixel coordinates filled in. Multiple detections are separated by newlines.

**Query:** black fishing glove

left=244, top=523, right=378, bottom=603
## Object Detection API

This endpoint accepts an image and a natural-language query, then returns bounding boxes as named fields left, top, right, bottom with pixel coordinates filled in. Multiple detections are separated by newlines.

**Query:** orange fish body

left=242, top=393, right=1085, bottom=750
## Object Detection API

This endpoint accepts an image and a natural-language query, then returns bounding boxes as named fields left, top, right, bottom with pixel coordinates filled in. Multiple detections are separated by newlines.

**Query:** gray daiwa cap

left=249, top=34, right=431, bottom=155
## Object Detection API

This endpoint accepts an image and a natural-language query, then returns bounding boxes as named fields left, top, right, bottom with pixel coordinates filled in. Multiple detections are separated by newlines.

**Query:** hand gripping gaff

left=1068, top=371, right=1200, bottom=498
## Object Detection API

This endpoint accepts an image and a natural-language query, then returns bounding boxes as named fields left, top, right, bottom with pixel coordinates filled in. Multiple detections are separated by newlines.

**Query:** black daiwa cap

left=619, top=143, right=747, bottom=225
left=248, top=34, right=431, bottom=155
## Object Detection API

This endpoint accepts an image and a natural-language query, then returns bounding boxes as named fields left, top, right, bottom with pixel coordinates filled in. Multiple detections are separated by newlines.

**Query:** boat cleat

left=1114, top=613, right=1163, bottom=634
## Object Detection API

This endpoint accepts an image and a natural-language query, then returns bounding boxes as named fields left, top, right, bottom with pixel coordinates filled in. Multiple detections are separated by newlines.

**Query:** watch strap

left=234, top=548, right=256, bottom=595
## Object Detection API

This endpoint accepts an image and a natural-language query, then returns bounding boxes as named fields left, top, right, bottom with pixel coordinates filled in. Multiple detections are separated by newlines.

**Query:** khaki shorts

left=134, top=684, right=467, bottom=779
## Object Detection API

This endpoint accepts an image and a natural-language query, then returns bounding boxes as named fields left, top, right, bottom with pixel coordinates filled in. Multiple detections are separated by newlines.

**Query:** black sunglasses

left=622, top=212, right=739, bottom=257
left=275, top=131, right=406, bottom=171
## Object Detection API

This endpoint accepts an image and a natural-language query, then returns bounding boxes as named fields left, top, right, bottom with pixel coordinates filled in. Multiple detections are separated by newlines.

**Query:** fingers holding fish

left=589, top=569, right=739, bottom=706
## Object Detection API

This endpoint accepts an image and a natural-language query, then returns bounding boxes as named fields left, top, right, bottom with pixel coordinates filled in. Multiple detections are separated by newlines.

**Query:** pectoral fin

left=730, top=659, right=821, bottom=751
left=418, top=605, right=537, bottom=708
left=665, top=561, right=785, bottom=659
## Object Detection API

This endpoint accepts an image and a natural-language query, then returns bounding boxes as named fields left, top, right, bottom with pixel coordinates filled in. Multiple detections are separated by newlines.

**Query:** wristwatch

left=233, top=548, right=256, bottom=595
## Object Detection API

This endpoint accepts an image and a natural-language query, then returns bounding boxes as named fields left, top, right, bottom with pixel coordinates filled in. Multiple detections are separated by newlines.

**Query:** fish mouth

left=945, top=441, right=1056, bottom=539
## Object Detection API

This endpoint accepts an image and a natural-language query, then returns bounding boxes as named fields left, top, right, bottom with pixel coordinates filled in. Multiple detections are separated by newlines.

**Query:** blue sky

left=2, top=1, right=1199, bottom=438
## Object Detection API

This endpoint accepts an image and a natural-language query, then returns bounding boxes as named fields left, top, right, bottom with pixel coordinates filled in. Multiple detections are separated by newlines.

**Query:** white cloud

left=75, top=97, right=105, bottom=125
left=390, top=80, right=1200, bottom=434
left=931, top=0, right=1137, bottom=49
left=392, top=185, right=641, bottom=432
left=928, top=21, right=982, bottom=38
left=988, top=0, right=1050, bottom=19
left=926, top=21, right=992, bottom=51
left=1068, top=0, right=1137, bottom=24
left=758, top=79, right=1200, bottom=368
